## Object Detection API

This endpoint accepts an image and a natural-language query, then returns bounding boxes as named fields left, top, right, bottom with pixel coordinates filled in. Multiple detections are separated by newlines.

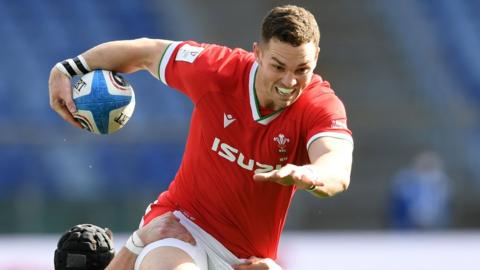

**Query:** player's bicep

left=142, top=39, right=175, bottom=79
left=81, top=38, right=173, bottom=76
left=308, top=136, right=353, bottom=175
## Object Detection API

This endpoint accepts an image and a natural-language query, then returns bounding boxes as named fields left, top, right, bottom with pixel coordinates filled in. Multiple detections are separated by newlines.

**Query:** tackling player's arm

left=48, top=38, right=172, bottom=128
left=234, top=257, right=283, bottom=270
left=106, top=212, right=196, bottom=270
left=253, top=136, right=353, bottom=197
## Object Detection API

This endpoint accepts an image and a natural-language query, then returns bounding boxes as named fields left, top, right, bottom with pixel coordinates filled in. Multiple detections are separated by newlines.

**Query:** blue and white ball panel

left=74, top=110, right=98, bottom=133
left=72, top=70, right=135, bottom=134
left=108, top=95, right=135, bottom=131
left=104, top=70, right=134, bottom=96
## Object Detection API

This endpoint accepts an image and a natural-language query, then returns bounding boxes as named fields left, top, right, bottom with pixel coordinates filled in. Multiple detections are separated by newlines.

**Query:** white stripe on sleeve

left=306, top=132, right=354, bottom=150
left=159, top=41, right=182, bottom=85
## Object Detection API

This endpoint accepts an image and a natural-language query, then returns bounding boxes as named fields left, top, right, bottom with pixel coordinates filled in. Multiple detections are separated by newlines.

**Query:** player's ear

left=311, top=46, right=320, bottom=71
left=104, top=228, right=113, bottom=240
left=253, top=42, right=262, bottom=65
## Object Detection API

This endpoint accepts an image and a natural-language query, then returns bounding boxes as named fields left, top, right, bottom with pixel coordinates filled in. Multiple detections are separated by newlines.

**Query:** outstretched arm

left=48, top=38, right=172, bottom=128
left=253, top=137, right=353, bottom=197
left=80, top=38, right=172, bottom=77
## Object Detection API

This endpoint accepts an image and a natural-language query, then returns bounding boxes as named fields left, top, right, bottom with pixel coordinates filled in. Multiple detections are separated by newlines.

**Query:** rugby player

left=49, top=5, right=353, bottom=270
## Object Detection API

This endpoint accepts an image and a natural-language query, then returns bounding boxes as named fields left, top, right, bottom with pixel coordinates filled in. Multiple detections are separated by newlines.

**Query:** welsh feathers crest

left=274, top=134, right=290, bottom=153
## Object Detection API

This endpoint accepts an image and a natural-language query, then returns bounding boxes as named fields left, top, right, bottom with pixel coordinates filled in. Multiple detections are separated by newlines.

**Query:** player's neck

left=254, top=73, right=279, bottom=111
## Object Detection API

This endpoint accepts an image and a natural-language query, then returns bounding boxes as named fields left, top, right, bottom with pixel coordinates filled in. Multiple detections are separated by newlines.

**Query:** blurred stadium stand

left=1, top=0, right=479, bottom=234
left=378, top=0, right=480, bottom=227
left=0, top=0, right=192, bottom=232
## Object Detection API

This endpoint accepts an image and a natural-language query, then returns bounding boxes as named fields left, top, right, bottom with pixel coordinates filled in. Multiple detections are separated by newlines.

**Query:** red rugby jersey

left=145, top=41, right=352, bottom=259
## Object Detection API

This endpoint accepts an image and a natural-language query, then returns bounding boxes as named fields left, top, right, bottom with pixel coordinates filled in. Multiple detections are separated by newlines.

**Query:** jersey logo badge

left=223, top=113, right=236, bottom=128
left=331, top=119, right=348, bottom=129
left=274, top=134, right=290, bottom=154
left=176, top=44, right=204, bottom=63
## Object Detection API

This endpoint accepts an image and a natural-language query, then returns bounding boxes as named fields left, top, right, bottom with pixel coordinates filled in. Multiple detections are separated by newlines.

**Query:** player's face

left=254, top=38, right=319, bottom=110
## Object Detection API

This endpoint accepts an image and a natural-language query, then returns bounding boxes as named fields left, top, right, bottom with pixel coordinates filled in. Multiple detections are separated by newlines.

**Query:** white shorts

left=134, top=211, right=245, bottom=270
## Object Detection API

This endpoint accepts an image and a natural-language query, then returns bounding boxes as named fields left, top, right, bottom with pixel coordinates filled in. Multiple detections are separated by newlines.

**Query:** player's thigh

left=136, top=238, right=208, bottom=270
left=140, top=246, right=197, bottom=270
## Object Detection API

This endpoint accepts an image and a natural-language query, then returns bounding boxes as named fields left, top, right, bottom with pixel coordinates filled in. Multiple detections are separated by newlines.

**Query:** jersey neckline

left=248, top=62, right=283, bottom=125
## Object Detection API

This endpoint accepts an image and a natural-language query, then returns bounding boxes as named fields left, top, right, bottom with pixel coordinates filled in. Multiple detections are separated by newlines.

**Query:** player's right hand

left=253, top=164, right=322, bottom=190
left=48, top=66, right=83, bottom=129
left=137, top=211, right=196, bottom=246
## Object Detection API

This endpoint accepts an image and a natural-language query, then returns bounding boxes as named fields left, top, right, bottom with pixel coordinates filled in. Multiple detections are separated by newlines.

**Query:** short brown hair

left=261, top=5, right=320, bottom=47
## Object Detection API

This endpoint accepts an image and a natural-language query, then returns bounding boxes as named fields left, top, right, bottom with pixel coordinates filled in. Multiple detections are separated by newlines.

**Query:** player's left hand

left=253, top=164, right=323, bottom=190
left=233, top=257, right=282, bottom=270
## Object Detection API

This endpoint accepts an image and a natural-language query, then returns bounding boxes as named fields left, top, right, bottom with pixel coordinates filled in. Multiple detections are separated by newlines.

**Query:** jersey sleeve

left=157, top=40, right=243, bottom=103
left=304, top=82, right=353, bottom=150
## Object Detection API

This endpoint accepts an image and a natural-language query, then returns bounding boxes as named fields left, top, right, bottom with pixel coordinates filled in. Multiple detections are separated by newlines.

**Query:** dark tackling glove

left=54, top=224, right=115, bottom=270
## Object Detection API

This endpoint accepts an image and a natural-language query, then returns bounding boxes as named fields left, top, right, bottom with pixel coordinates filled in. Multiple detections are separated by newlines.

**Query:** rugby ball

left=72, top=70, right=135, bottom=134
